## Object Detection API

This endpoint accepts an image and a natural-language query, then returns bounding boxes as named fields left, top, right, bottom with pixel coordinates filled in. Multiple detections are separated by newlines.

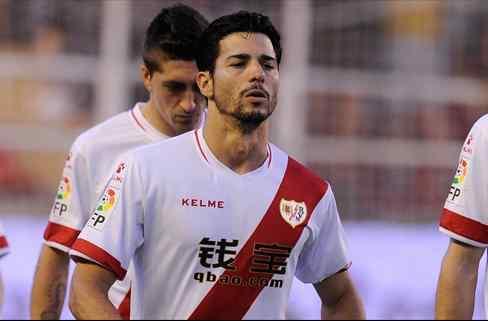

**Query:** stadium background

left=1, top=0, right=487, bottom=319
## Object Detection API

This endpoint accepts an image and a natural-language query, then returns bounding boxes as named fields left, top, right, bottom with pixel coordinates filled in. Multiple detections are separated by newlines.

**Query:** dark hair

left=197, top=11, right=281, bottom=73
left=143, top=4, right=209, bottom=75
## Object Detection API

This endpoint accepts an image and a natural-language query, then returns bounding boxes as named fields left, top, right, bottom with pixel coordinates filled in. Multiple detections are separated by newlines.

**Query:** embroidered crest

left=280, top=199, right=308, bottom=228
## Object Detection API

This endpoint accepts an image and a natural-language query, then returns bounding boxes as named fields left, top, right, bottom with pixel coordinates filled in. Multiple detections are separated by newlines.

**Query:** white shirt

left=0, top=221, right=9, bottom=259
left=439, top=114, right=488, bottom=318
left=71, top=129, right=350, bottom=319
left=44, top=103, right=167, bottom=313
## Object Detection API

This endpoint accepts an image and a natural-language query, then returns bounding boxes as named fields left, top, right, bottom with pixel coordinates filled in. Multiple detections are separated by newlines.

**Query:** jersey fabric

left=439, top=114, right=488, bottom=318
left=43, top=103, right=167, bottom=317
left=70, top=128, right=351, bottom=320
left=0, top=221, right=9, bottom=259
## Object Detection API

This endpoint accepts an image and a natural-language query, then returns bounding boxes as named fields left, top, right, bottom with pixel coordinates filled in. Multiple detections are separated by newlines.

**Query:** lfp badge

left=280, top=199, right=308, bottom=228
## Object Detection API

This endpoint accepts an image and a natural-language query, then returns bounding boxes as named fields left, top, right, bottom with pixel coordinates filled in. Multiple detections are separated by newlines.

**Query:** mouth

left=243, top=88, right=268, bottom=101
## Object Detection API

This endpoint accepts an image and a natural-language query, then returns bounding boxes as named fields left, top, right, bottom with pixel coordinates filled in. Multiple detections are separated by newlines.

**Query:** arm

left=314, top=270, right=365, bottom=320
left=435, top=239, right=484, bottom=320
left=69, top=261, right=122, bottom=320
left=30, top=245, right=70, bottom=320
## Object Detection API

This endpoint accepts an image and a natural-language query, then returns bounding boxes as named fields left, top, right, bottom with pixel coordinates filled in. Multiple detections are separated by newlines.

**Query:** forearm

left=323, top=285, right=365, bottom=320
left=31, top=245, right=70, bottom=320
left=435, top=255, right=478, bottom=319
left=69, top=262, right=122, bottom=320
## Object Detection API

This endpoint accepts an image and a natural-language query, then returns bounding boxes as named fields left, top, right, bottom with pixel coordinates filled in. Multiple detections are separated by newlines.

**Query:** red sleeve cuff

left=44, top=222, right=80, bottom=248
left=440, top=208, right=488, bottom=244
left=71, top=238, right=127, bottom=280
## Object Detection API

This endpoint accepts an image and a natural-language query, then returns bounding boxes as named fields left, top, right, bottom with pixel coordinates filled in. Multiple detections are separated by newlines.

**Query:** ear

left=140, top=64, right=152, bottom=93
left=196, top=71, right=214, bottom=100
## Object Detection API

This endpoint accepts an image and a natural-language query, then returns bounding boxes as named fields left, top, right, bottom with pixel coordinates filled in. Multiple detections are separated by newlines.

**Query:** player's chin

left=174, top=119, right=198, bottom=134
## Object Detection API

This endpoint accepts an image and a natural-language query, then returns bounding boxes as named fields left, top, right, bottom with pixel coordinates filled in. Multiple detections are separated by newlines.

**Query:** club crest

left=280, top=199, right=308, bottom=228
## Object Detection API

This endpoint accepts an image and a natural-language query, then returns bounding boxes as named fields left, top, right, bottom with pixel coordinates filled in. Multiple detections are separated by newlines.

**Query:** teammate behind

left=30, top=5, right=208, bottom=319
left=69, top=11, right=365, bottom=319
left=436, top=114, right=488, bottom=319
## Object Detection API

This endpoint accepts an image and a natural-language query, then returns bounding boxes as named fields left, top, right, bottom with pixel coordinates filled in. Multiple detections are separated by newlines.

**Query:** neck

left=203, top=104, right=269, bottom=175
left=140, top=100, right=175, bottom=137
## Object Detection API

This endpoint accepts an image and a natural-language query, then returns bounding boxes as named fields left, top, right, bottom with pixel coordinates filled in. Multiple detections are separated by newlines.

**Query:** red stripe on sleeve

left=118, top=290, right=131, bottom=320
left=0, top=236, right=8, bottom=249
left=440, top=208, right=488, bottom=244
left=43, top=222, right=80, bottom=248
left=71, top=239, right=127, bottom=280
left=189, top=157, right=328, bottom=320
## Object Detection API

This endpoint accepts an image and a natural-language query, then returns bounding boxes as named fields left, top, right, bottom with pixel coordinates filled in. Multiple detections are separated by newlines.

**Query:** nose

left=180, top=90, right=197, bottom=113
left=248, top=61, right=265, bottom=83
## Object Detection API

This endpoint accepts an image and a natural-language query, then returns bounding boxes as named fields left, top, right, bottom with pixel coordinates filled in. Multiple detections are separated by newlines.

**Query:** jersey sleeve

left=43, top=139, right=93, bottom=252
left=0, top=221, right=10, bottom=259
left=295, top=186, right=350, bottom=284
left=70, top=153, right=144, bottom=280
left=439, top=120, right=488, bottom=247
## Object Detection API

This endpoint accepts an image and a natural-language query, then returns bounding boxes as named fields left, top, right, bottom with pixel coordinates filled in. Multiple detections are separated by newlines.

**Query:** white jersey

left=0, top=221, right=9, bottom=258
left=439, top=114, right=488, bottom=318
left=44, top=103, right=167, bottom=316
left=71, top=129, right=350, bottom=320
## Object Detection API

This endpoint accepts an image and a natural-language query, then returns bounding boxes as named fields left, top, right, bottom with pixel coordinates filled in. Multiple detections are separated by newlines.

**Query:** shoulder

left=130, top=130, right=195, bottom=162
left=270, top=144, right=329, bottom=196
left=71, top=111, right=132, bottom=154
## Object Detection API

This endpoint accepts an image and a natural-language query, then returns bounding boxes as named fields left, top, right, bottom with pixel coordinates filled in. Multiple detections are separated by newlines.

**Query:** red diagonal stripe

left=189, top=157, right=328, bottom=320
left=43, top=222, right=80, bottom=248
left=0, top=236, right=8, bottom=249
left=440, top=208, right=488, bottom=244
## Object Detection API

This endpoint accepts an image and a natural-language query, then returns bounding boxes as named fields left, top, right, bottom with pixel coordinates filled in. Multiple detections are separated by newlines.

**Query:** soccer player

left=436, top=114, right=488, bottom=319
left=30, top=5, right=208, bottom=320
left=0, top=221, right=10, bottom=317
left=69, top=11, right=365, bottom=320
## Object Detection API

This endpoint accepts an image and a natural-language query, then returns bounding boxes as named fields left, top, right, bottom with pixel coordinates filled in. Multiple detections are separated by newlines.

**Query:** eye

left=164, top=82, right=186, bottom=93
left=230, top=62, right=245, bottom=68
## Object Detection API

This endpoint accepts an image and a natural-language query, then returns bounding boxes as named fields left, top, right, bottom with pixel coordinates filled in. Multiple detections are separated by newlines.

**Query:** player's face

left=211, top=32, right=279, bottom=127
left=146, top=59, right=205, bottom=136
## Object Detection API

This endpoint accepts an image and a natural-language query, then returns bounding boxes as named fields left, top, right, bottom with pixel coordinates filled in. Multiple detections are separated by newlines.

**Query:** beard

left=214, top=92, right=277, bottom=134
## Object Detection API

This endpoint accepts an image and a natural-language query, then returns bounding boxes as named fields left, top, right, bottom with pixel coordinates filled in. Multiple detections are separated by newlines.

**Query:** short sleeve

left=43, top=140, right=92, bottom=252
left=70, top=153, right=144, bottom=280
left=0, top=221, right=10, bottom=258
left=440, top=119, right=488, bottom=247
left=295, top=187, right=350, bottom=284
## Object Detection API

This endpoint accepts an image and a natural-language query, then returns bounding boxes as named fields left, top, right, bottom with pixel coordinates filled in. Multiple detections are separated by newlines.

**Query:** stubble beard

left=214, top=92, right=276, bottom=134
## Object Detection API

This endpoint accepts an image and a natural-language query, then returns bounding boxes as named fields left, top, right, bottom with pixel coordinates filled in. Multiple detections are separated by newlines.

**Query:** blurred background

left=1, top=0, right=488, bottom=319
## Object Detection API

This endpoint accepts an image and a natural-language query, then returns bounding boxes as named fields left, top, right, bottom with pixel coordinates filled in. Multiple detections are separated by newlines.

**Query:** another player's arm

left=69, top=260, right=122, bottom=320
left=314, top=269, right=365, bottom=320
left=435, top=238, right=484, bottom=319
left=31, top=245, right=70, bottom=320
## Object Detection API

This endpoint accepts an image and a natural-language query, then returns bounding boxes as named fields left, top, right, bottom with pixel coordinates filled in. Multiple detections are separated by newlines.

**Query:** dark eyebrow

left=261, top=55, right=276, bottom=62
left=226, top=54, right=250, bottom=61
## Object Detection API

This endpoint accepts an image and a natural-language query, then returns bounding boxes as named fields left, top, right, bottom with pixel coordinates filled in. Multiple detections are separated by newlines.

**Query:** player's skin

left=31, top=55, right=203, bottom=320
left=70, top=31, right=365, bottom=320
left=435, top=239, right=485, bottom=319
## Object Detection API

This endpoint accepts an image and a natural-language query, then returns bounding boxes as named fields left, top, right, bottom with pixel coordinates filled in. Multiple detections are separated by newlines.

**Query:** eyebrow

left=226, top=54, right=277, bottom=62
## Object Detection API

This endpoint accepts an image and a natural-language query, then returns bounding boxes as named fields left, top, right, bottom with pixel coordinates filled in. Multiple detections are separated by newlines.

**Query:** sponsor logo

left=280, top=199, right=307, bottom=228
left=453, top=158, right=469, bottom=186
left=51, top=176, right=71, bottom=217
left=448, top=157, right=470, bottom=203
left=181, top=198, right=225, bottom=208
left=57, top=177, right=72, bottom=201
left=88, top=162, right=127, bottom=231
left=462, top=134, right=474, bottom=155
left=194, top=237, right=289, bottom=289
